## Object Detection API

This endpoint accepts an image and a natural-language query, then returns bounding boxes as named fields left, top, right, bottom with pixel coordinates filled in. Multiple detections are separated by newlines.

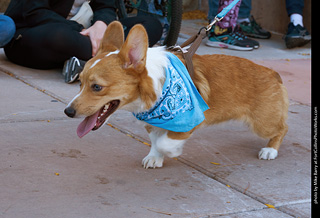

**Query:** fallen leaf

left=143, top=142, right=151, bottom=147
left=265, top=204, right=275, bottom=209
left=298, top=52, right=310, bottom=56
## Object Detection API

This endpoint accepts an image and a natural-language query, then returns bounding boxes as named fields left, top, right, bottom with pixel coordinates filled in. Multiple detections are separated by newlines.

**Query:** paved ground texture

left=0, top=19, right=312, bottom=218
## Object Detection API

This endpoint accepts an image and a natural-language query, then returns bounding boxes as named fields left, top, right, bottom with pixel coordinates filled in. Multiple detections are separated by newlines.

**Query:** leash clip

left=168, top=45, right=188, bottom=54
left=206, top=0, right=241, bottom=32
left=206, top=16, right=223, bottom=32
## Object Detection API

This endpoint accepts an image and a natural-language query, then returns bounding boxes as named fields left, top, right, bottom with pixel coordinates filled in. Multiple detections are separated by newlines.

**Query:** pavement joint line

left=0, top=67, right=68, bottom=105
left=142, top=204, right=287, bottom=218
left=106, top=122, right=151, bottom=147
left=271, top=200, right=312, bottom=218
left=0, top=65, right=150, bottom=143
left=203, top=207, right=295, bottom=218
left=0, top=117, right=72, bottom=124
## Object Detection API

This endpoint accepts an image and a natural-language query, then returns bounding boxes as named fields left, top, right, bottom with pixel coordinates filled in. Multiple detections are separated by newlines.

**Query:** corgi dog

left=64, top=21, right=288, bottom=169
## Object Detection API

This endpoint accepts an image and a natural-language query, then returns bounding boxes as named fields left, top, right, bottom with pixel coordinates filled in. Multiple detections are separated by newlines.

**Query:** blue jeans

left=0, top=15, right=16, bottom=48
left=286, top=0, right=304, bottom=16
left=208, top=0, right=251, bottom=21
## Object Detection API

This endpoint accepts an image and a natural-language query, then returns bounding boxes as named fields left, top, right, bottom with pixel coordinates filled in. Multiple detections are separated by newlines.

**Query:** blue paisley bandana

left=133, top=53, right=209, bottom=132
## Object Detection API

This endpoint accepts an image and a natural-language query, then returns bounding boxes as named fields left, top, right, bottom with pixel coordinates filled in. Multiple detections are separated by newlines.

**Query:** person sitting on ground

left=3, top=0, right=163, bottom=83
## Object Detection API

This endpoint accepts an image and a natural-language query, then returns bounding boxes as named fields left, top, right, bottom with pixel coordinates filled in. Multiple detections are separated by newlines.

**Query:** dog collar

left=133, top=53, right=209, bottom=132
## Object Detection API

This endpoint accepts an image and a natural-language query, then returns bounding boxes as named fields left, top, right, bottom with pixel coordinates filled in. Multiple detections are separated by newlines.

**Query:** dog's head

left=64, top=21, right=157, bottom=138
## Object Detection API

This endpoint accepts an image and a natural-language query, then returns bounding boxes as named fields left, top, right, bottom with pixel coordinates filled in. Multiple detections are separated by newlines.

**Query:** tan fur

left=171, top=53, right=289, bottom=149
left=68, top=21, right=288, bottom=161
left=96, top=21, right=124, bottom=56
left=69, top=22, right=157, bottom=115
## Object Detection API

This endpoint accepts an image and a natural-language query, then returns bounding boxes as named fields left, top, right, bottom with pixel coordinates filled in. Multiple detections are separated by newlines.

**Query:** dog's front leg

left=142, top=126, right=189, bottom=169
left=142, top=127, right=165, bottom=169
left=142, top=143, right=164, bottom=169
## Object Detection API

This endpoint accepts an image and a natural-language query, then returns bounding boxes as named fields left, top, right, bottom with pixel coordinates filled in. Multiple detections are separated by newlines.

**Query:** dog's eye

left=91, top=84, right=103, bottom=92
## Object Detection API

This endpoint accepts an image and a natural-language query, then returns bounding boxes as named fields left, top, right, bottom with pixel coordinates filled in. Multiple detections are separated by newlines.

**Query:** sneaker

left=234, top=25, right=260, bottom=49
left=284, top=22, right=311, bottom=49
left=206, top=26, right=254, bottom=51
left=239, top=16, right=271, bottom=39
left=62, top=56, right=86, bottom=83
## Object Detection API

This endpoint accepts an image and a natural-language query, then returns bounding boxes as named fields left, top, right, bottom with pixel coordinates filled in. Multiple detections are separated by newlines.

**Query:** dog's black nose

left=64, top=107, right=76, bottom=118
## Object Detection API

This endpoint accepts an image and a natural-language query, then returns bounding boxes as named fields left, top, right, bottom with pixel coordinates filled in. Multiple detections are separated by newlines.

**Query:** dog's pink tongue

left=77, top=111, right=99, bottom=138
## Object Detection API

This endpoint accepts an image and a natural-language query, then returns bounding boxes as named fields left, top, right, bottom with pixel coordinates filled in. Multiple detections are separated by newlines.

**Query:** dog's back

left=189, top=54, right=288, bottom=159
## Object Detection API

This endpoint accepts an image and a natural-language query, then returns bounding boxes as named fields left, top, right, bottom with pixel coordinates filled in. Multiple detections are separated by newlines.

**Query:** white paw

left=142, top=155, right=164, bottom=169
left=258, top=147, right=278, bottom=160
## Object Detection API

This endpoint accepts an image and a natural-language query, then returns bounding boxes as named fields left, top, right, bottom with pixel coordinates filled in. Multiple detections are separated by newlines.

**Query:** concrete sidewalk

left=0, top=20, right=311, bottom=218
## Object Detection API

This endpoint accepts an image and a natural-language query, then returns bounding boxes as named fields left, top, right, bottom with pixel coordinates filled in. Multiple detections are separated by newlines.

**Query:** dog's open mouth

left=77, top=100, right=120, bottom=138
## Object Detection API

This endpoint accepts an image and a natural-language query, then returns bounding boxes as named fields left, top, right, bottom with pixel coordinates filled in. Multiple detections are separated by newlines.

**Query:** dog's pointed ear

left=118, top=24, right=148, bottom=72
left=96, top=21, right=124, bottom=55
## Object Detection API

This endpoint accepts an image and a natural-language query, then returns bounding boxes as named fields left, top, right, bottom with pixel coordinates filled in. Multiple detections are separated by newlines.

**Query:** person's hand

left=80, top=21, right=108, bottom=57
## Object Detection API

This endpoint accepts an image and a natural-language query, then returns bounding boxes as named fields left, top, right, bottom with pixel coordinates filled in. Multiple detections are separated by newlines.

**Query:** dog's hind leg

left=247, top=108, right=288, bottom=160
left=258, top=124, right=288, bottom=160
left=246, top=111, right=288, bottom=160
left=246, top=85, right=289, bottom=160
